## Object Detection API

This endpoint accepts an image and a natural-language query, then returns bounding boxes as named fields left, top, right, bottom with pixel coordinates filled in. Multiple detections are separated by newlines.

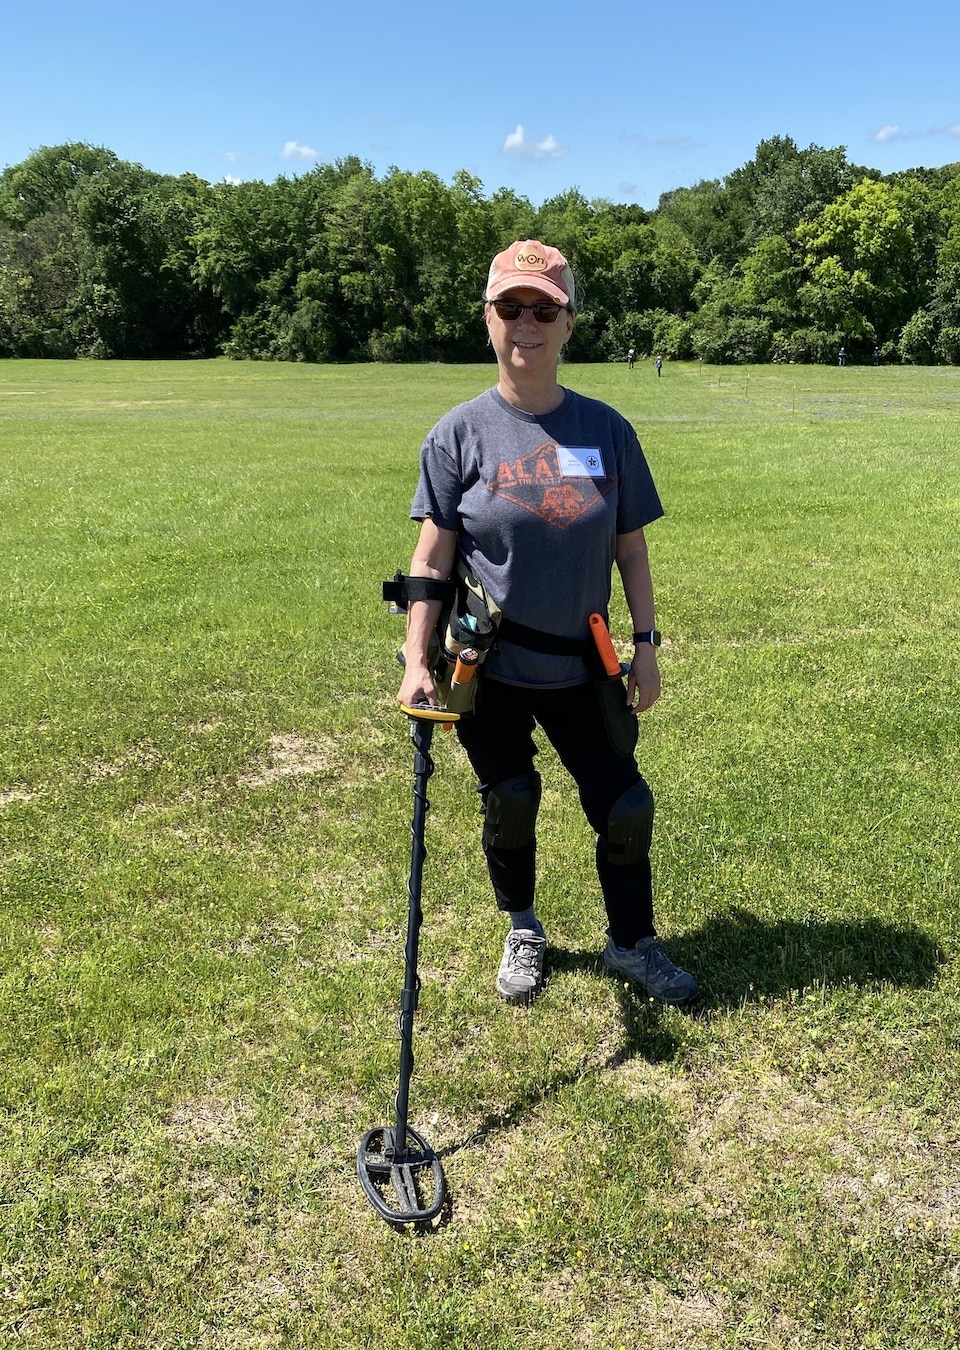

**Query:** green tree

left=375, top=167, right=469, bottom=359
left=0, top=143, right=121, bottom=229
left=424, top=170, right=503, bottom=358
left=534, top=189, right=593, bottom=268
left=193, top=159, right=371, bottom=360
left=687, top=260, right=756, bottom=362
left=73, top=166, right=221, bottom=356
left=899, top=308, right=938, bottom=363
left=795, top=177, right=940, bottom=355
left=0, top=144, right=115, bottom=355
left=927, top=174, right=960, bottom=361
left=725, top=135, right=864, bottom=248
left=656, top=179, right=747, bottom=267
left=486, top=187, right=538, bottom=252
left=0, top=204, right=85, bottom=356
left=0, top=144, right=224, bottom=357
left=648, top=217, right=701, bottom=314
left=737, top=235, right=801, bottom=328
left=2, top=139, right=958, bottom=367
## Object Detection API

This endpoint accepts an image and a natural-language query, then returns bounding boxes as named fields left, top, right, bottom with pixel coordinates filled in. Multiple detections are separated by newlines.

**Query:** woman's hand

left=398, top=661, right=439, bottom=710
left=626, top=644, right=661, bottom=714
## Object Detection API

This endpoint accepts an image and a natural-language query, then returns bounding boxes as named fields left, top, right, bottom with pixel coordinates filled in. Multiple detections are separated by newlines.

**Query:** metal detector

left=357, top=703, right=455, bottom=1225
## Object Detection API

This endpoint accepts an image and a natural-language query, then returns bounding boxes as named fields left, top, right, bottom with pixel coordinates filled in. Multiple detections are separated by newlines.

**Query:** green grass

left=1, top=356, right=959, bottom=1348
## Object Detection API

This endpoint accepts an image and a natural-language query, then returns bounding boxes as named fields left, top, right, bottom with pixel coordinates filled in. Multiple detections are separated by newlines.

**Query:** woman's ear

left=482, top=302, right=493, bottom=345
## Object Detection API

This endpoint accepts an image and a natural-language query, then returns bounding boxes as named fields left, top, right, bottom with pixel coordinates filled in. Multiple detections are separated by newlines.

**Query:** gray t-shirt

left=411, top=386, right=663, bottom=688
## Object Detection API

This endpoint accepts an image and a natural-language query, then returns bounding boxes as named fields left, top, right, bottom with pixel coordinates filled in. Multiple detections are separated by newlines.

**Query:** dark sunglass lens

left=491, top=299, right=565, bottom=322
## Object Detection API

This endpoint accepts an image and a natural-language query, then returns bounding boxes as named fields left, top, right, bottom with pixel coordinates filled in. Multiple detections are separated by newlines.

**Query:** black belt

left=497, top=616, right=592, bottom=658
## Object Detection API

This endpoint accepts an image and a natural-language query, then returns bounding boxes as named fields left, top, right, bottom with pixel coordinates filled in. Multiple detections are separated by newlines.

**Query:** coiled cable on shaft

left=391, top=718, right=434, bottom=1155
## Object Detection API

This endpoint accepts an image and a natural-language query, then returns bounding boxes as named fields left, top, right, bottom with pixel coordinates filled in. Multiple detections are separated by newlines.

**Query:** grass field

left=1, top=356, right=959, bottom=1348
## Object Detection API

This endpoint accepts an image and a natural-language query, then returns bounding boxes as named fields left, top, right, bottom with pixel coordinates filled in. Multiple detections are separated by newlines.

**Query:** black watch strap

left=632, top=629, right=662, bottom=646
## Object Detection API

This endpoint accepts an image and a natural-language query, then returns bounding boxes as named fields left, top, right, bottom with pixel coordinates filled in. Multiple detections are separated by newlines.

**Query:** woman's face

left=484, top=286, right=574, bottom=380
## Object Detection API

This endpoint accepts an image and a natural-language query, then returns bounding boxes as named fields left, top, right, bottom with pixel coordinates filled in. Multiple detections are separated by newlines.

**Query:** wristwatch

left=632, top=629, right=662, bottom=646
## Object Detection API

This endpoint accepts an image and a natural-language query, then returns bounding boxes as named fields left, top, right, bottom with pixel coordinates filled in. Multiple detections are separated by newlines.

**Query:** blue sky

left=4, top=0, right=959, bottom=209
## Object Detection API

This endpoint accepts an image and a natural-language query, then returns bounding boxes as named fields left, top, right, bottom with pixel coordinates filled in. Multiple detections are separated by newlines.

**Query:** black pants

left=455, top=676, right=655, bottom=948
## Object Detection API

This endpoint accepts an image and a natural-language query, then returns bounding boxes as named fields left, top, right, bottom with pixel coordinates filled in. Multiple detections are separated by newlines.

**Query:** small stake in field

left=357, top=688, right=473, bottom=1225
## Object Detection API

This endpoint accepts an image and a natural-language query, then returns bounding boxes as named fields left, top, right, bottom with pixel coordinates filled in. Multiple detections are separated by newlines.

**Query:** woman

left=397, top=240, right=697, bottom=1008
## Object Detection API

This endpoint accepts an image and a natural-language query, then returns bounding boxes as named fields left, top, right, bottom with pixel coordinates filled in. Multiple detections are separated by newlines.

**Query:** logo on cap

left=514, top=248, right=548, bottom=274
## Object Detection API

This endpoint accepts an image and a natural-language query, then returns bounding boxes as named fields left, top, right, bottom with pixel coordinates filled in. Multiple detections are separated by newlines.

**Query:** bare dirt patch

left=238, top=732, right=341, bottom=788
left=83, top=742, right=161, bottom=782
left=166, top=1091, right=250, bottom=1149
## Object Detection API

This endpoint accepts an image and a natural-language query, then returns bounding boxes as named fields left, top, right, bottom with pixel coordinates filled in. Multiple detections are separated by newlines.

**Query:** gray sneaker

left=602, top=934, right=698, bottom=1007
left=496, top=929, right=547, bottom=1003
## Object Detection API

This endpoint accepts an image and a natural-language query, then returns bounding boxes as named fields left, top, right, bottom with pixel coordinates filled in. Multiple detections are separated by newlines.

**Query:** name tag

left=556, top=445, right=605, bottom=478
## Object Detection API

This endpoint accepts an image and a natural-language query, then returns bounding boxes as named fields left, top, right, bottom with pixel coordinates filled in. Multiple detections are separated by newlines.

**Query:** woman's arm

left=397, top=518, right=458, bottom=708
left=615, top=527, right=661, bottom=715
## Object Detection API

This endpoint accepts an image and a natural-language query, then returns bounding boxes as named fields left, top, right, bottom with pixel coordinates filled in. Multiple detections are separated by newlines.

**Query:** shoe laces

left=641, top=939, right=687, bottom=985
left=505, top=931, right=544, bottom=973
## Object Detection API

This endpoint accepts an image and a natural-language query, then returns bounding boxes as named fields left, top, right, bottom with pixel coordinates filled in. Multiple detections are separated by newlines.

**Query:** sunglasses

left=488, top=298, right=570, bottom=323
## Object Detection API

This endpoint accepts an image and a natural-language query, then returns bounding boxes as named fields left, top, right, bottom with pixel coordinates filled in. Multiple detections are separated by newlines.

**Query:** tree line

left=2, top=136, right=959, bottom=365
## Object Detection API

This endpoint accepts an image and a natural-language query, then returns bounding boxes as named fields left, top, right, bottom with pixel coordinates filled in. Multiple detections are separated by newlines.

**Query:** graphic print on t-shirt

left=489, top=440, right=613, bottom=527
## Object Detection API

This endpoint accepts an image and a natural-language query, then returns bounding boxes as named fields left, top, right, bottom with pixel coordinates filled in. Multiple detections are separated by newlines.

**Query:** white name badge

left=556, top=445, right=605, bottom=478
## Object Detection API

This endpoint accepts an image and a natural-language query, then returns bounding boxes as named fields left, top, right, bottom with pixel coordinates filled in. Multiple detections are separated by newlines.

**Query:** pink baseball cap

left=485, top=240, right=576, bottom=308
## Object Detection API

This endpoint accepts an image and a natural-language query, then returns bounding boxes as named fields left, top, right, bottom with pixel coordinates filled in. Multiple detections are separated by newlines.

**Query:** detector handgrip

left=400, top=702, right=460, bottom=723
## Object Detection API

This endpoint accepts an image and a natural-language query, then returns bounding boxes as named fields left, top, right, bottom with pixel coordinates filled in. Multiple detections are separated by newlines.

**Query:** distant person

left=655, top=357, right=662, bottom=378
left=396, top=239, right=697, bottom=1009
left=838, top=346, right=847, bottom=367
left=872, top=346, right=880, bottom=366
left=627, top=347, right=635, bottom=370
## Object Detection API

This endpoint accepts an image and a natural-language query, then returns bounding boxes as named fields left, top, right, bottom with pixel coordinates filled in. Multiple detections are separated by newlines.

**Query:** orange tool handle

left=451, top=648, right=479, bottom=686
left=588, top=613, right=621, bottom=677
left=442, top=647, right=480, bottom=728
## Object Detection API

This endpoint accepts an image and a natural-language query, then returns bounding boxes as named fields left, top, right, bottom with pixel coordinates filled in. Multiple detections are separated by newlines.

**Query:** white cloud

left=618, top=133, right=702, bottom=151
left=870, top=122, right=960, bottom=146
left=224, top=150, right=240, bottom=163
left=501, top=124, right=567, bottom=162
left=223, top=174, right=242, bottom=185
left=281, top=140, right=319, bottom=161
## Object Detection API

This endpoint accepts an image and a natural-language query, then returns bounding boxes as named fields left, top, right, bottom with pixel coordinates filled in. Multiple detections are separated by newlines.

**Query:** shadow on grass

left=433, top=912, right=940, bottom=1199
left=666, top=906, right=942, bottom=1011
left=547, top=945, right=684, bottom=1065
left=439, top=945, right=682, bottom=1170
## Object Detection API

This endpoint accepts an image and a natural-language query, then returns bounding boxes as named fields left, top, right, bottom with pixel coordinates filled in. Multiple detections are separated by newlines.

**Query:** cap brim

left=487, top=278, right=570, bottom=305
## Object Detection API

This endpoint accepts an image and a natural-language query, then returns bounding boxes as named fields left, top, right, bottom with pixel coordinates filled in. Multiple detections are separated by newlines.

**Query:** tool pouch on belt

left=587, top=614, right=639, bottom=759
left=385, top=563, right=498, bottom=718
left=593, top=661, right=638, bottom=757
left=433, top=560, right=499, bottom=716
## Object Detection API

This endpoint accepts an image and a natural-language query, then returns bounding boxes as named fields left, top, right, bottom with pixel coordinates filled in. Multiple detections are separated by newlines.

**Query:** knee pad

left=606, top=780, right=654, bottom=865
left=482, top=773, right=541, bottom=850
